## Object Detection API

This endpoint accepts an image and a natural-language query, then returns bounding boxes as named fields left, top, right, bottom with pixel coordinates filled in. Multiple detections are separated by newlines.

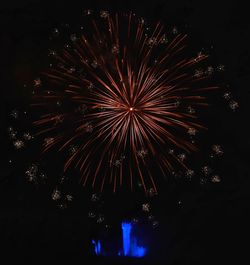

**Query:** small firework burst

left=229, top=100, right=239, bottom=110
left=142, top=203, right=151, bottom=212
left=201, top=165, right=212, bottom=176
left=211, top=175, right=221, bottom=183
left=185, top=169, right=195, bottom=179
left=52, top=188, right=61, bottom=201
left=187, top=127, right=197, bottom=136
left=13, top=140, right=25, bottom=149
left=23, top=132, right=33, bottom=141
left=212, top=144, right=223, bottom=156
left=33, top=78, right=42, bottom=87
left=10, top=110, right=19, bottom=119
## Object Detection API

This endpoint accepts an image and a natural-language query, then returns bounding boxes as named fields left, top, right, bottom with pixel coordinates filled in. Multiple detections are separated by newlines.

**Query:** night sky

left=1, top=0, right=250, bottom=264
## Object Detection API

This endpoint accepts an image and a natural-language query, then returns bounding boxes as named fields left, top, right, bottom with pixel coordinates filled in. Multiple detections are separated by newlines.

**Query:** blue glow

left=91, top=221, right=147, bottom=258
left=92, top=239, right=101, bottom=255
left=122, top=222, right=132, bottom=256
left=121, top=222, right=147, bottom=257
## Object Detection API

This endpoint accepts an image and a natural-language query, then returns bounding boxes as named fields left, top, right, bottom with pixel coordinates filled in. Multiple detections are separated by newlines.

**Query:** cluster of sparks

left=28, top=11, right=227, bottom=193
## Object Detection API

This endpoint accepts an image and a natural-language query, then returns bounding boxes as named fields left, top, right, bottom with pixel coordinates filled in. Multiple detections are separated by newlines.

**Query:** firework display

left=3, top=3, right=246, bottom=263
left=8, top=11, right=239, bottom=196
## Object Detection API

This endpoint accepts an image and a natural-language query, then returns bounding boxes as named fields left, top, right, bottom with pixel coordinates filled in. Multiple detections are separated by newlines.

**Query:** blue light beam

left=121, top=222, right=147, bottom=257
left=122, top=222, right=132, bottom=256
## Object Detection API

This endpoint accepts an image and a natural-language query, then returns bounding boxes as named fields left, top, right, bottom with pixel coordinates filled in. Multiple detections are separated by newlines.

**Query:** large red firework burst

left=32, top=11, right=217, bottom=193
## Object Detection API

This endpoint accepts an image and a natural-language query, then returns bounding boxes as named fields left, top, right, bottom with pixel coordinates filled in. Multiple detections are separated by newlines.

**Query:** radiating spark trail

left=32, top=12, right=217, bottom=193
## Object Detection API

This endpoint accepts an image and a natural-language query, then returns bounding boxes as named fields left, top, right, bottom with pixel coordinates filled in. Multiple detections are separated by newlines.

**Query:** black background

left=1, top=0, right=250, bottom=264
